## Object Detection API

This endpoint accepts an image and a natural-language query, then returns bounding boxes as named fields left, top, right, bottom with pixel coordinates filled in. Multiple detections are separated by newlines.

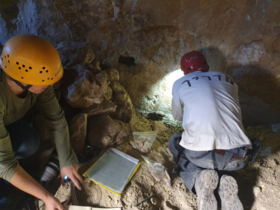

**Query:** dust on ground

left=53, top=115, right=280, bottom=210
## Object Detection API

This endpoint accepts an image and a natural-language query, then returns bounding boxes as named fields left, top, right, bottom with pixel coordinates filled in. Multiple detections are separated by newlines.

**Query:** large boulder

left=110, top=102, right=133, bottom=124
left=109, top=81, right=134, bottom=123
left=61, top=65, right=111, bottom=108
left=56, top=41, right=95, bottom=67
left=87, top=115, right=132, bottom=148
left=82, top=100, right=117, bottom=117
left=69, top=113, right=88, bottom=155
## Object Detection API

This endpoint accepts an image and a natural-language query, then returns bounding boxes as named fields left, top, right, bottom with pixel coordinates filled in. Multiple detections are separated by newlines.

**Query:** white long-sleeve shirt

left=172, top=71, right=252, bottom=151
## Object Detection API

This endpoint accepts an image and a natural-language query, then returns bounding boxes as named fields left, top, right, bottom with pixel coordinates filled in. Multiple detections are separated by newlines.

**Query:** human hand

left=60, top=164, right=84, bottom=190
left=44, top=193, right=64, bottom=210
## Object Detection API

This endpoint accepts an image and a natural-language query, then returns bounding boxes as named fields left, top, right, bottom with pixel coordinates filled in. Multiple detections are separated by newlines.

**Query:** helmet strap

left=9, top=76, right=32, bottom=92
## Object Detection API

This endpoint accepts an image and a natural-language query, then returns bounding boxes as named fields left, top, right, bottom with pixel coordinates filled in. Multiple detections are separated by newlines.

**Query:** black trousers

left=0, top=120, right=40, bottom=210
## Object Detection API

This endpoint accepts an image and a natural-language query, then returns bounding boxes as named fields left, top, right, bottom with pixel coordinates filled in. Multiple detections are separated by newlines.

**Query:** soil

left=43, top=116, right=280, bottom=210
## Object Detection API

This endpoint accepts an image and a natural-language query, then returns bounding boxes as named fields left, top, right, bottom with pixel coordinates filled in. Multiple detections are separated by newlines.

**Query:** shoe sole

left=219, top=175, right=243, bottom=210
left=195, top=170, right=219, bottom=210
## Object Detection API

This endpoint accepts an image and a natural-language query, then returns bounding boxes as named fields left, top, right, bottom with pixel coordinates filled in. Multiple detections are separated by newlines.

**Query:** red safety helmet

left=180, top=51, right=209, bottom=75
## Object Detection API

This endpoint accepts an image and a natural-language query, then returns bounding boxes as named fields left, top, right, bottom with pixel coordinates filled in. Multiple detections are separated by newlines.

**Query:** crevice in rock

left=118, top=55, right=136, bottom=67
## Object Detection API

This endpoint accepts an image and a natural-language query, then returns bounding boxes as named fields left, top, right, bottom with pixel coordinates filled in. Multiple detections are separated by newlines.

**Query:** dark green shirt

left=0, top=72, right=78, bottom=181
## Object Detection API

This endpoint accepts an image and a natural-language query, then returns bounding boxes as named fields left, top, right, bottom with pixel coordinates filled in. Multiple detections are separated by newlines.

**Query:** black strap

left=9, top=76, right=32, bottom=91
left=248, top=138, right=263, bottom=163
left=176, top=149, right=184, bottom=165
left=174, top=136, right=185, bottom=164
left=0, top=68, right=32, bottom=91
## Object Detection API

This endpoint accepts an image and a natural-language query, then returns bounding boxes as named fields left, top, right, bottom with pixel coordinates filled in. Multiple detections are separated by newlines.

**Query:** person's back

left=172, top=71, right=251, bottom=151
left=169, top=51, right=253, bottom=210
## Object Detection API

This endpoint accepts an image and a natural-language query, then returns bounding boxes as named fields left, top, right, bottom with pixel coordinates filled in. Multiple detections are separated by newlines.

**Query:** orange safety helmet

left=0, top=34, right=63, bottom=86
left=180, top=51, right=209, bottom=75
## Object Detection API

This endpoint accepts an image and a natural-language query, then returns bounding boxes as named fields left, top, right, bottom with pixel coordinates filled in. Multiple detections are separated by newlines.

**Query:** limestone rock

left=110, top=103, right=133, bottom=124
left=82, top=63, right=102, bottom=75
left=253, top=186, right=262, bottom=197
left=69, top=113, right=87, bottom=155
left=56, top=41, right=95, bottom=67
left=95, top=61, right=102, bottom=71
left=61, top=65, right=111, bottom=108
left=82, top=100, right=117, bottom=117
left=155, top=111, right=165, bottom=117
left=2, top=0, right=280, bottom=126
left=104, top=86, right=113, bottom=101
left=151, top=121, right=169, bottom=143
left=87, top=115, right=132, bottom=148
left=130, top=112, right=153, bottom=132
left=109, top=81, right=134, bottom=123
left=104, top=68, right=119, bottom=81
left=151, top=121, right=168, bottom=136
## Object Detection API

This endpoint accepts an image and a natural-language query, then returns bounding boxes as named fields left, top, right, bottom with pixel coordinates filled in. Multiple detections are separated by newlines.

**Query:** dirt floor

left=45, top=114, right=280, bottom=210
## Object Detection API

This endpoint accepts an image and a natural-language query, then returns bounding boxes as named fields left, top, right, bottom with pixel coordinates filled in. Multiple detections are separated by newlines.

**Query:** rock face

left=87, top=115, right=132, bottom=149
left=69, top=113, right=87, bottom=155
left=61, top=65, right=111, bottom=108
left=56, top=41, right=95, bottom=67
left=1, top=0, right=280, bottom=125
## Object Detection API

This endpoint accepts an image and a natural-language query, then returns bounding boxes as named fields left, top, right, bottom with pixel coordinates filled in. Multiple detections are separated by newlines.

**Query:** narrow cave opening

left=118, top=55, right=137, bottom=67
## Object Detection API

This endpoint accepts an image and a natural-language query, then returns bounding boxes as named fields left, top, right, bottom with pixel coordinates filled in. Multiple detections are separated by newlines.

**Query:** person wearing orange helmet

left=168, top=51, right=256, bottom=210
left=0, top=34, right=83, bottom=210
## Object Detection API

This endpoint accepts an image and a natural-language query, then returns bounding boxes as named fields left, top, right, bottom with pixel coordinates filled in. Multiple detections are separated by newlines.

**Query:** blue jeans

left=168, top=133, right=248, bottom=194
left=0, top=120, right=40, bottom=210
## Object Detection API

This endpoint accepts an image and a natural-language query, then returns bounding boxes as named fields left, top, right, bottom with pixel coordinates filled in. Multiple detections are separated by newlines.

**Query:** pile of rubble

left=34, top=41, right=171, bottom=162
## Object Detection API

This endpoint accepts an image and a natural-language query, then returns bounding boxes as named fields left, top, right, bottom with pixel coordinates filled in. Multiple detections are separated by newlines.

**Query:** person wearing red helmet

left=180, top=51, right=209, bottom=75
left=169, top=51, right=255, bottom=210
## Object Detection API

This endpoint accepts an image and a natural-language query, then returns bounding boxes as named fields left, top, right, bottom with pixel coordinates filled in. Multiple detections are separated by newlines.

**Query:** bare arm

left=10, top=165, right=64, bottom=210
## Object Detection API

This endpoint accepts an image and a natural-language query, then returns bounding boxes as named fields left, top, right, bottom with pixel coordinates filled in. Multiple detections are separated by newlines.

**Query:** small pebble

left=151, top=197, right=158, bottom=205
left=253, top=186, right=261, bottom=197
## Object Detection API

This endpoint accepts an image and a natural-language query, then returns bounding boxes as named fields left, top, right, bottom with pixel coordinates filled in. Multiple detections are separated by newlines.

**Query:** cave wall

left=1, top=0, right=280, bottom=126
